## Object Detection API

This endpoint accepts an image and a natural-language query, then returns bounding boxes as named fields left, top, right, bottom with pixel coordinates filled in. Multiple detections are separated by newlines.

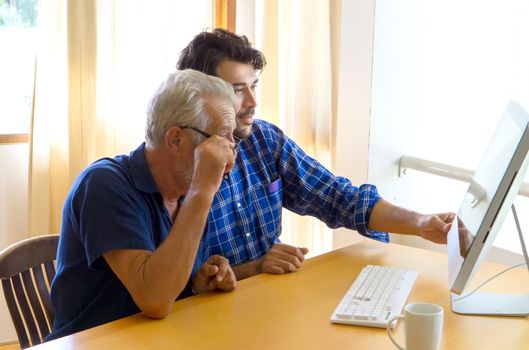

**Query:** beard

left=234, top=108, right=255, bottom=139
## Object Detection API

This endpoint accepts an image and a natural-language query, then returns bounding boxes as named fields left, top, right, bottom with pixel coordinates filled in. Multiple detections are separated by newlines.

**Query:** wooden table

left=32, top=240, right=529, bottom=349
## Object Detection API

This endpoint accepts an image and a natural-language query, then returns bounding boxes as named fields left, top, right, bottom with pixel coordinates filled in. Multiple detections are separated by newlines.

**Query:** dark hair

left=177, top=28, right=266, bottom=76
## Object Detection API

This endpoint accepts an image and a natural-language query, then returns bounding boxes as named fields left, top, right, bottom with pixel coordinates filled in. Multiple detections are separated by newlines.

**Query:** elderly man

left=47, top=70, right=239, bottom=340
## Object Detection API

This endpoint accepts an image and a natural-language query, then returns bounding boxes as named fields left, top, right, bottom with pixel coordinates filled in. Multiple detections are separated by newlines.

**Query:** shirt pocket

left=247, top=177, right=283, bottom=250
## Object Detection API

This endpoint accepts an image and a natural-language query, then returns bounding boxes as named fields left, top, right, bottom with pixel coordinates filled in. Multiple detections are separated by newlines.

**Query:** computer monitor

left=447, top=100, right=529, bottom=316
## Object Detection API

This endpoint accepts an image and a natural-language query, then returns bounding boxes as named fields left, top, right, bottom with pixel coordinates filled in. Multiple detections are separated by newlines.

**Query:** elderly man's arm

left=104, top=136, right=235, bottom=319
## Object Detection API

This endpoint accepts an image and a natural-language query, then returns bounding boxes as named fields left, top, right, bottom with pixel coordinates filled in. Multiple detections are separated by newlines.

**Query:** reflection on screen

left=456, top=216, right=474, bottom=259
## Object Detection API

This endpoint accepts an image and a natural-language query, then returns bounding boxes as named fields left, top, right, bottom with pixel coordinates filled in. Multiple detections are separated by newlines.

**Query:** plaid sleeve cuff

left=353, top=184, right=389, bottom=243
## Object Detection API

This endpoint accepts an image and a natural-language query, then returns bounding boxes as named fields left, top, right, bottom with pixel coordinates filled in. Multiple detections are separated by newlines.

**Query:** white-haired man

left=47, top=70, right=239, bottom=340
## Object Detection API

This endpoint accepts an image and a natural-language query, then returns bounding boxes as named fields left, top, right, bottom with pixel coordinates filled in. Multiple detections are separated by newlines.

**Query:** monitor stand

left=451, top=205, right=529, bottom=316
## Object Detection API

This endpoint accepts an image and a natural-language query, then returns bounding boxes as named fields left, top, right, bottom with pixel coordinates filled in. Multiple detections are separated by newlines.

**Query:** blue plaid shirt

left=200, top=119, right=388, bottom=267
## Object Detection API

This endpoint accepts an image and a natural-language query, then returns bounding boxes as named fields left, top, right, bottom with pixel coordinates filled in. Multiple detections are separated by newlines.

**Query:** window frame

left=213, top=0, right=236, bottom=32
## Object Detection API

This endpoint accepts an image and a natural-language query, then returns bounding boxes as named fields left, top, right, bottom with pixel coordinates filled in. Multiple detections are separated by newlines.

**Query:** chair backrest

left=0, top=234, right=59, bottom=349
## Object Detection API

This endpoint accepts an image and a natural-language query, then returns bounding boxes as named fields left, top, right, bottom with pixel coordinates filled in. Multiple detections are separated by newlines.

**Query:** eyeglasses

left=181, top=126, right=241, bottom=153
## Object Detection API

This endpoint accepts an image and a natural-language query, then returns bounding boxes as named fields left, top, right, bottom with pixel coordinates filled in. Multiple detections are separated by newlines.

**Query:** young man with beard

left=177, top=29, right=454, bottom=280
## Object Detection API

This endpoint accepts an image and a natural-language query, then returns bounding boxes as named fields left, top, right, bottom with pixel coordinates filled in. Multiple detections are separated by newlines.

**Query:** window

left=0, top=0, right=38, bottom=142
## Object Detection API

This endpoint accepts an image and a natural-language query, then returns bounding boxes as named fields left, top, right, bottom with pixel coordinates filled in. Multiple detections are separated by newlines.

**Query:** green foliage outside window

left=0, top=0, right=37, bottom=27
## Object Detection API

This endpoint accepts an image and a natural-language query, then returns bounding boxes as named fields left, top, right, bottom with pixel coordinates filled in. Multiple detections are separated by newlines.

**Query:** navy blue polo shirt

left=47, top=143, right=201, bottom=341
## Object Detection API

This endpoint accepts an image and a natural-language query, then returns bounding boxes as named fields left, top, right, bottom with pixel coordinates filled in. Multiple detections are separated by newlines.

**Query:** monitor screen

left=448, top=100, right=529, bottom=296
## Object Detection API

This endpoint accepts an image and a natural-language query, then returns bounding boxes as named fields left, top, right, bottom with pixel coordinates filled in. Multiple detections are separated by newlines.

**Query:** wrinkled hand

left=192, top=255, right=237, bottom=294
left=260, top=243, right=309, bottom=274
left=191, top=136, right=236, bottom=193
left=417, top=212, right=456, bottom=244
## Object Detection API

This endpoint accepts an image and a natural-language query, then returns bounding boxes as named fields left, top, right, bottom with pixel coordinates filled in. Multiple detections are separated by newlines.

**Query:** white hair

left=145, top=69, right=237, bottom=146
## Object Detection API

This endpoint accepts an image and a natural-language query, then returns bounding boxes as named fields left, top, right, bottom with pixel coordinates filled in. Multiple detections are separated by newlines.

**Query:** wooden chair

left=0, top=234, right=59, bottom=348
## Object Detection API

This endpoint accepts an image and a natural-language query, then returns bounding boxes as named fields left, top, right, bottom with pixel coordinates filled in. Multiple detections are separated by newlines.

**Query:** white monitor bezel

left=449, top=100, right=529, bottom=295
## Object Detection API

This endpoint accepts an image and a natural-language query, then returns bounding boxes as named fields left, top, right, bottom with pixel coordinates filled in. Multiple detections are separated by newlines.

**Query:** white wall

left=368, top=0, right=529, bottom=261
left=0, top=144, right=29, bottom=343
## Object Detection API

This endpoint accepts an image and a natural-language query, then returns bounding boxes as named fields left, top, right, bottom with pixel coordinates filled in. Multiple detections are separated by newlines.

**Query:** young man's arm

left=368, top=199, right=455, bottom=244
left=232, top=243, right=309, bottom=280
left=233, top=199, right=454, bottom=280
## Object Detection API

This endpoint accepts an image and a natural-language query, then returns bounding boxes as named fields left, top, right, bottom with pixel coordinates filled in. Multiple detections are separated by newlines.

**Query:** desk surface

left=33, top=240, right=529, bottom=349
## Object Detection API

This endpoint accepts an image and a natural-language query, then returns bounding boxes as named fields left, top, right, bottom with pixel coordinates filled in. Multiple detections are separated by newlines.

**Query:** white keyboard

left=330, top=265, right=418, bottom=328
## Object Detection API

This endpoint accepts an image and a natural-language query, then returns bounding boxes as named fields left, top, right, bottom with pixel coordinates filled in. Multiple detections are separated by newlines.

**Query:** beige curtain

left=255, top=0, right=342, bottom=257
left=29, top=0, right=69, bottom=236
left=28, top=0, right=212, bottom=236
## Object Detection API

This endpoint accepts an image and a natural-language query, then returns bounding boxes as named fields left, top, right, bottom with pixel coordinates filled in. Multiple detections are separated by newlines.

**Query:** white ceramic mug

left=386, top=302, right=443, bottom=350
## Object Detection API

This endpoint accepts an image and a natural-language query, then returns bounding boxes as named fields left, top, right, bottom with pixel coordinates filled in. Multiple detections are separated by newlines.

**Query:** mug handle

left=386, top=314, right=406, bottom=350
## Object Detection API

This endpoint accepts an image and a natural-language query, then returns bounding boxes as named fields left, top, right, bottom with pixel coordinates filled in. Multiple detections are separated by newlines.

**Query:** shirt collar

left=129, top=142, right=159, bottom=194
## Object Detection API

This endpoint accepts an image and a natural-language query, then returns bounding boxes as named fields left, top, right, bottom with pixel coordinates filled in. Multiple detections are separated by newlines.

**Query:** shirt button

left=245, top=233, right=251, bottom=238
left=224, top=175, right=229, bottom=180
left=237, top=202, right=241, bottom=208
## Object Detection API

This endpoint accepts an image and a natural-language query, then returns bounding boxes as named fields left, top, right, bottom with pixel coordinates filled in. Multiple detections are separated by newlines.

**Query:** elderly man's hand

left=190, top=136, right=236, bottom=194
left=192, top=255, right=237, bottom=294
